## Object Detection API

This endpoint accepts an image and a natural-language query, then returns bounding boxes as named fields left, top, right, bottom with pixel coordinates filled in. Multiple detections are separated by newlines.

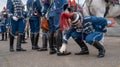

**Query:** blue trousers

left=10, top=19, right=26, bottom=35
left=29, top=16, right=40, bottom=34
left=48, top=16, right=55, bottom=34
left=1, top=26, right=6, bottom=33
left=72, top=32, right=103, bottom=45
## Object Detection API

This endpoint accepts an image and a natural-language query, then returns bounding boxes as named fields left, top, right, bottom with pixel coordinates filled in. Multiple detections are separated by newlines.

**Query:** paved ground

left=0, top=23, right=120, bottom=67
left=106, top=23, right=120, bottom=37
left=0, top=36, right=120, bottom=67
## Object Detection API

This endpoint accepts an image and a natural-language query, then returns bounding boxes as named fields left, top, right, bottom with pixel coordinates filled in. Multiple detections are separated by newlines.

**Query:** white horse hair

left=82, top=0, right=120, bottom=24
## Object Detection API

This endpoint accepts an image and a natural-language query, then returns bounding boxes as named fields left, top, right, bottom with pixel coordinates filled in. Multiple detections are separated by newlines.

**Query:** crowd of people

left=0, top=0, right=111, bottom=58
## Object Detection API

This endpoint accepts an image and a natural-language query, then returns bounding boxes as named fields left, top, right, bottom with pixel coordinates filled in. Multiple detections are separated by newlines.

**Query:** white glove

left=60, top=43, right=67, bottom=53
left=45, top=12, right=48, bottom=18
left=12, top=16, right=18, bottom=21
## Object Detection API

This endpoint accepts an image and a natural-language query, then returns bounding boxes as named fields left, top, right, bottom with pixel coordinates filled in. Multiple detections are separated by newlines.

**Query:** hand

left=60, top=43, right=67, bottom=53
left=12, top=16, right=18, bottom=21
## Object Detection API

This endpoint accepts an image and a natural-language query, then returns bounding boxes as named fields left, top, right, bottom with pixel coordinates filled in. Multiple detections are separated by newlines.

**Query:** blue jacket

left=48, top=0, right=67, bottom=17
left=6, top=0, right=25, bottom=18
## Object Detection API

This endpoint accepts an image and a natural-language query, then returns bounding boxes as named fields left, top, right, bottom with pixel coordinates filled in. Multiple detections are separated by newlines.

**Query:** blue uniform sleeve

left=96, top=17, right=108, bottom=32
left=63, top=28, right=75, bottom=44
left=26, top=0, right=32, bottom=10
left=6, top=0, right=13, bottom=15
left=36, top=0, right=42, bottom=15
left=42, top=0, right=50, bottom=15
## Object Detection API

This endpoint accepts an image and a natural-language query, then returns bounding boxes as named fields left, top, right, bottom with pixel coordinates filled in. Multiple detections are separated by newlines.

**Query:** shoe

left=10, top=49, right=15, bottom=52
left=16, top=48, right=26, bottom=51
left=75, top=50, right=89, bottom=55
left=37, top=48, right=48, bottom=51
left=0, top=39, right=4, bottom=41
left=21, top=41, right=27, bottom=44
left=57, top=51, right=71, bottom=56
left=97, top=50, right=105, bottom=58
left=32, top=46, right=40, bottom=50
left=49, top=49, right=57, bottom=54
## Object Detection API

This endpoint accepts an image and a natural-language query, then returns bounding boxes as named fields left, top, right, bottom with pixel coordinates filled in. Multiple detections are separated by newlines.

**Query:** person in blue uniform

left=0, top=9, right=7, bottom=41
left=47, top=0, right=67, bottom=54
left=7, top=0, right=27, bottom=52
left=37, top=0, right=51, bottom=51
left=27, top=0, right=42, bottom=50
left=21, top=15, right=28, bottom=44
left=58, top=12, right=108, bottom=58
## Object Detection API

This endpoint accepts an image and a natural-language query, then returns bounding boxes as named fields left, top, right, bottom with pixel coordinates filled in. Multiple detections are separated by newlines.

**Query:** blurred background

left=0, top=0, right=85, bottom=11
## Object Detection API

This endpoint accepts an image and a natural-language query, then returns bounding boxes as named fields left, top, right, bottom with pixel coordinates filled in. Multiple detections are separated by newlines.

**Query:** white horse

left=82, top=0, right=120, bottom=24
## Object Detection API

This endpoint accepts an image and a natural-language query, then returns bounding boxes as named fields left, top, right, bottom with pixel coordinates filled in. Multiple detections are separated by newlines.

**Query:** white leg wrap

left=60, top=43, right=67, bottom=53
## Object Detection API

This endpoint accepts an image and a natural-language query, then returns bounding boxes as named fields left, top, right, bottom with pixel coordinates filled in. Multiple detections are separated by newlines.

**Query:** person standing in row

left=6, top=0, right=27, bottom=52
left=0, top=7, right=8, bottom=41
left=47, top=0, right=67, bottom=54
left=27, top=0, right=42, bottom=50
left=37, top=0, right=51, bottom=51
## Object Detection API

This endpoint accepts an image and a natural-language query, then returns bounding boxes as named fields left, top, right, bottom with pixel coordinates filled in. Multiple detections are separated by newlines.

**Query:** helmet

left=71, top=12, right=83, bottom=25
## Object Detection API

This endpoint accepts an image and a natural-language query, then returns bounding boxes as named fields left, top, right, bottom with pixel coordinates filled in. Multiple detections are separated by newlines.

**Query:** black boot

left=5, top=32, right=7, bottom=41
left=38, top=32, right=48, bottom=51
left=55, top=29, right=62, bottom=52
left=49, top=33, right=56, bottom=54
left=16, top=34, right=26, bottom=51
left=34, top=33, right=40, bottom=50
left=93, top=41, right=105, bottom=58
left=9, top=33, right=14, bottom=52
left=0, top=33, right=4, bottom=41
left=31, top=34, right=36, bottom=50
left=74, top=39, right=89, bottom=55
left=21, top=32, right=27, bottom=43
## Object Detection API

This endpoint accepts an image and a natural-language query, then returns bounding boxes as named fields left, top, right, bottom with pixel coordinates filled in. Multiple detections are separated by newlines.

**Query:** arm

left=60, top=28, right=75, bottom=53
left=6, top=0, right=13, bottom=17
left=36, top=0, right=42, bottom=16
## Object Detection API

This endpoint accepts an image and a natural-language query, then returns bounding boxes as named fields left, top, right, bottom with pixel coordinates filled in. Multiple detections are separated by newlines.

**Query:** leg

left=21, top=32, right=27, bottom=43
left=86, top=32, right=105, bottom=58
left=16, top=19, right=26, bottom=51
left=34, top=33, right=40, bottom=49
left=9, top=33, right=14, bottom=52
left=93, top=41, right=105, bottom=58
left=74, top=39, right=89, bottom=55
left=48, top=33, right=56, bottom=54
left=5, top=32, right=7, bottom=41
left=30, top=33, right=35, bottom=50
left=38, top=31, right=48, bottom=51
left=0, top=33, right=4, bottom=41
left=48, top=17, right=56, bottom=54
left=0, top=26, right=4, bottom=41
left=55, top=29, right=62, bottom=52
left=16, top=34, right=26, bottom=51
